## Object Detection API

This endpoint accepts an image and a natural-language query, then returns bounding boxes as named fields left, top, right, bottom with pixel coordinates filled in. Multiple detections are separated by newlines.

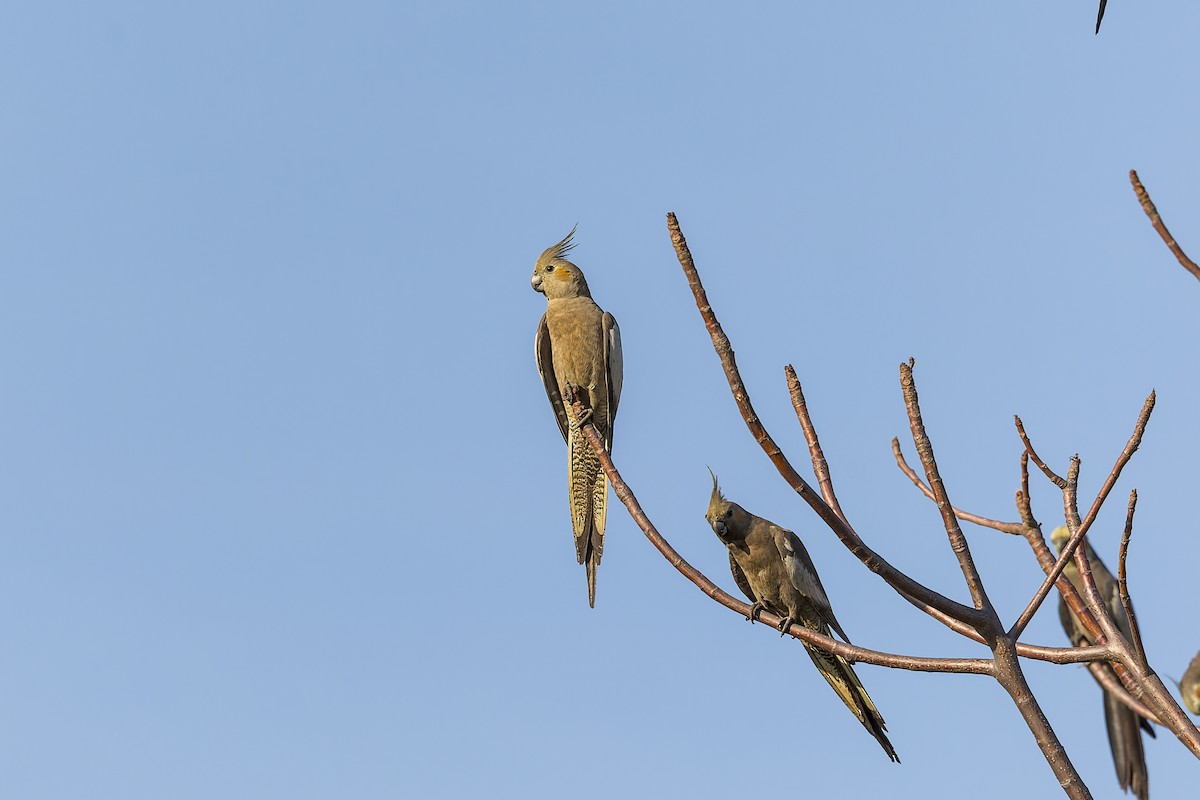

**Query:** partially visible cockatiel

left=705, top=473, right=899, bottom=762
left=1181, top=651, right=1200, bottom=715
left=1050, top=525, right=1153, bottom=800
left=532, top=228, right=622, bottom=608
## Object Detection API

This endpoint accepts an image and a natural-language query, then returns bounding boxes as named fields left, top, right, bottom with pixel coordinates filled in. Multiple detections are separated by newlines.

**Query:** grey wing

left=535, top=313, right=569, bottom=443
left=1057, top=595, right=1088, bottom=646
left=602, top=311, right=622, bottom=448
left=728, top=551, right=757, bottom=604
left=772, top=527, right=851, bottom=642
left=1085, top=548, right=1131, bottom=636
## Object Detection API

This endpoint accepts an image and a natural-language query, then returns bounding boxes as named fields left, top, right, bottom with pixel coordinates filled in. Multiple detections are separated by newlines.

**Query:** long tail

left=1102, top=687, right=1149, bottom=800
left=568, top=426, right=606, bottom=607
left=804, top=644, right=900, bottom=762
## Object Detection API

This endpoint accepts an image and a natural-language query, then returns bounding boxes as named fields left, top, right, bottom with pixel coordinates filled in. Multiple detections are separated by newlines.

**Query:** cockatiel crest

left=705, top=469, right=751, bottom=547
left=532, top=225, right=591, bottom=300
left=532, top=227, right=622, bottom=607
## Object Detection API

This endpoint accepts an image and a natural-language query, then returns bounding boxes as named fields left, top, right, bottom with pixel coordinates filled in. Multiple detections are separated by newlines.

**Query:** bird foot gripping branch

left=562, top=384, right=593, bottom=427
left=568, top=401, right=594, bottom=431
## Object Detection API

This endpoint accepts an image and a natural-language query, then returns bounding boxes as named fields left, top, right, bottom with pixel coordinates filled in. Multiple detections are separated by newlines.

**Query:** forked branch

left=666, top=212, right=1091, bottom=798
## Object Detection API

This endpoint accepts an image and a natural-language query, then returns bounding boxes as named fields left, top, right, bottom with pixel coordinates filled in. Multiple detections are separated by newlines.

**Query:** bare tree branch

left=1130, top=169, right=1200, bottom=282
left=1118, top=490, right=1149, bottom=670
left=1084, top=661, right=1162, bottom=724
left=666, top=211, right=985, bottom=628
left=1016, top=415, right=1067, bottom=488
left=1019, top=401, right=1200, bottom=757
left=798, top=369, right=1101, bottom=665
left=890, top=436, right=1159, bottom=728
left=668, top=213, right=1093, bottom=797
left=785, top=365, right=847, bottom=524
left=1009, top=394, right=1155, bottom=640
left=892, top=438, right=1025, bottom=535
left=898, top=360, right=998, bottom=616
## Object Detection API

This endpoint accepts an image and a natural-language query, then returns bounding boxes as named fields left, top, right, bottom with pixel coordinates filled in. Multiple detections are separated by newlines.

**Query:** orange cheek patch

left=554, top=267, right=571, bottom=280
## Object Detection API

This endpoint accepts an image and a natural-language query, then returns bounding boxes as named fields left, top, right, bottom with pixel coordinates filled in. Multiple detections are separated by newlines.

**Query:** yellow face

left=1049, top=525, right=1071, bottom=552
left=531, top=258, right=584, bottom=299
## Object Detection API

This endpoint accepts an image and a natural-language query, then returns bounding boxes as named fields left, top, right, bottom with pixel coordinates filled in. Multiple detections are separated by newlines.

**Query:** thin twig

left=785, top=365, right=847, bottom=523
left=1016, top=415, right=1067, bottom=488
left=1086, top=661, right=1161, bottom=725
left=899, top=360, right=998, bottom=618
left=893, top=438, right=1025, bottom=534
left=1118, top=489, right=1149, bottom=669
left=1063, top=459, right=1113, bottom=638
left=1130, top=169, right=1200, bottom=282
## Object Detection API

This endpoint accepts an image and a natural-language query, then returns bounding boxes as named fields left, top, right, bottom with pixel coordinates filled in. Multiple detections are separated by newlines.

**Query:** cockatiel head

left=1049, top=525, right=1071, bottom=552
left=1181, top=652, right=1200, bottom=714
left=705, top=469, right=752, bottom=545
left=531, top=226, right=591, bottom=299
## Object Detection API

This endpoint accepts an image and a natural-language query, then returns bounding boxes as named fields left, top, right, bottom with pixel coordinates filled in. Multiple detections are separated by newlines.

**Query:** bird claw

left=778, top=616, right=795, bottom=637
left=569, top=408, right=594, bottom=430
left=746, top=601, right=765, bottom=623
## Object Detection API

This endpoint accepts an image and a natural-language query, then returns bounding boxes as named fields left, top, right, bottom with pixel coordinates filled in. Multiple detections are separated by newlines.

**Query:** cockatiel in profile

left=705, top=473, right=899, bottom=762
left=1050, top=526, right=1153, bottom=800
left=1181, top=651, right=1200, bottom=715
left=532, top=227, right=622, bottom=608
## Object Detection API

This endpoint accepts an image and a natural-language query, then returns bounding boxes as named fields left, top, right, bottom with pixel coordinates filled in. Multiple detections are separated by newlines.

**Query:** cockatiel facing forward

left=532, top=228, right=622, bottom=608
left=705, top=473, right=899, bottom=762
left=1050, top=526, right=1153, bottom=800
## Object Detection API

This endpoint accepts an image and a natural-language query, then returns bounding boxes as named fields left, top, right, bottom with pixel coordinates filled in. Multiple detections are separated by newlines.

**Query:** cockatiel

left=532, top=227, right=622, bottom=608
left=1050, top=526, right=1153, bottom=800
left=705, top=473, right=899, bottom=762
left=1181, top=651, right=1200, bottom=715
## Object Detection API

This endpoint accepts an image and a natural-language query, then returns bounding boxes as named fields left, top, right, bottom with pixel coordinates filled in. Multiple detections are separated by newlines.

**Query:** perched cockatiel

left=532, top=227, right=622, bottom=608
left=1181, top=651, right=1200, bottom=715
left=705, top=473, right=899, bottom=762
left=1050, top=526, right=1153, bottom=800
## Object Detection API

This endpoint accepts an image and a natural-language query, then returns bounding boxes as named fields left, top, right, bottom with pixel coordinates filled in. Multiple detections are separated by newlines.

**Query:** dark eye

left=544, top=265, right=553, bottom=273
left=725, top=509, right=733, bottom=518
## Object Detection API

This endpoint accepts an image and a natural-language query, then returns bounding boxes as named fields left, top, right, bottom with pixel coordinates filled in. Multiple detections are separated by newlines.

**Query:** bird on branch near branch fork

left=705, top=472, right=899, bottom=762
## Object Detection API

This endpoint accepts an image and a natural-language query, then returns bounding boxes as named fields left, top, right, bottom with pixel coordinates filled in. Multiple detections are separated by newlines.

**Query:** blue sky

left=2, top=2, right=1199, bottom=798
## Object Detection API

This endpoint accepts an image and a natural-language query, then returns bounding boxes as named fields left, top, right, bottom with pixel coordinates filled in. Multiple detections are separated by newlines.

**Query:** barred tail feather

left=586, top=470, right=608, bottom=608
left=568, top=426, right=603, bottom=606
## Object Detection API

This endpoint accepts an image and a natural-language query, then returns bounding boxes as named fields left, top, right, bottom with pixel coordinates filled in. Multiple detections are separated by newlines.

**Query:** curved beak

left=531, top=274, right=544, bottom=293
